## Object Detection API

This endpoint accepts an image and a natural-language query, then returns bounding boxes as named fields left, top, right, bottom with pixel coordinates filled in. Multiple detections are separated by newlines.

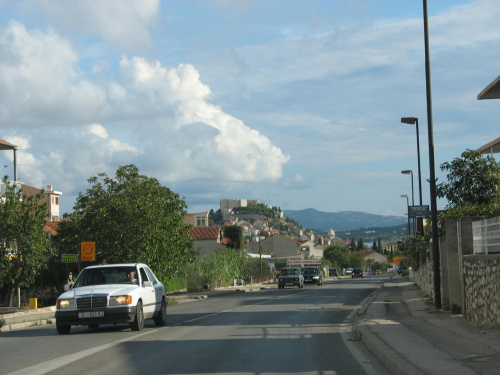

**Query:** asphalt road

left=0, top=277, right=390, bottom=375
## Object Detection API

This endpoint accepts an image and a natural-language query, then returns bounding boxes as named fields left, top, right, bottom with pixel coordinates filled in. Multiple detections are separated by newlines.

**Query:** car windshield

left=281, top=268, right=299, bottom=276
left=302, top=268, right=319, bottom=274
left=73, top=266, right=137, bottom=287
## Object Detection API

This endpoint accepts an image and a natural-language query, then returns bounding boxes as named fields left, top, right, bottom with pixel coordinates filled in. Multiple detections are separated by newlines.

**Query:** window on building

left=52, top=196, right=59, bottom=205
left=196, top=217, right=206, bottom=227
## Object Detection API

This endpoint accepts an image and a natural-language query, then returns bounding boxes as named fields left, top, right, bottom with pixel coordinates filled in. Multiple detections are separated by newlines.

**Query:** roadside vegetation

left=0, top=177, right=50, bottom=307
left=0, top=167, right=274, bottom=307
left=397, top=149, right=500, bottom=270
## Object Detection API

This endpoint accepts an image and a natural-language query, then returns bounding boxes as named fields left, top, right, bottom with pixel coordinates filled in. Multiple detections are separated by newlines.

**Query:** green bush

left=166, top=278, right=187, bottom=293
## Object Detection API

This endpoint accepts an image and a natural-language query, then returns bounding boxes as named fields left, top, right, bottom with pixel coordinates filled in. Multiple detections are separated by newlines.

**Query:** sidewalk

left=354, top=276, right=500, bottom=375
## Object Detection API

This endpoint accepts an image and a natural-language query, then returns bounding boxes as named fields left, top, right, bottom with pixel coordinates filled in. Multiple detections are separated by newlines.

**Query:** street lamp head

left=401, top=117, right=418, bottom=125
left=400, top=194, right=408, bottom=198
left=401, top=170, right=413, bottom=175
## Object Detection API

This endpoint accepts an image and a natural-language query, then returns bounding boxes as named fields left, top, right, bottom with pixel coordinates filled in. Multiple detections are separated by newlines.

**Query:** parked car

left=277, top=267, right=304, bottom=289
left=329, top=268, right=338, bottom=277
left=55, top=263, right=167, bottom=334
left=376, top=270, right=382, bottom=275
left=346, top=268, right=353, bottom=276
left=302, top=267, right=323, bottom=285
left=398, top=266, right=407, bottom=274
left=351, top=268, right=364, bottom=278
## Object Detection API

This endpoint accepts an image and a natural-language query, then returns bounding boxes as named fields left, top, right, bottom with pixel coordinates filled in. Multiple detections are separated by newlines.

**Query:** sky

left=1, top=0, right=500, bottom=221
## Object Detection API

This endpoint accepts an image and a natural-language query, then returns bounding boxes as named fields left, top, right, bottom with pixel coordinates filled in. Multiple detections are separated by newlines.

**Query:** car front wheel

left=56, top=323, right=71, bottom=335
left=131, top=301, right=144, bottom=331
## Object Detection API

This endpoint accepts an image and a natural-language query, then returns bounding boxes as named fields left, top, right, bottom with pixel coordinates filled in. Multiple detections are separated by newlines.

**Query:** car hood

left=58, top=284, right=138, bottom=299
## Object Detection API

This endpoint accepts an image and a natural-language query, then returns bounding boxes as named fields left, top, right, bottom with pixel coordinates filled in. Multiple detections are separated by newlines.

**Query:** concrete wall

left=414, top=217, right=500, bottom=327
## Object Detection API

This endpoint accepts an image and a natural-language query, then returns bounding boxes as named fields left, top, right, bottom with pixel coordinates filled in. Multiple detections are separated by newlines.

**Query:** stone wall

left=414, top=261, right=434, bottom=299
left=415, top=254, right=500, bottom=327
left=463, top=254, right=500, bottom=327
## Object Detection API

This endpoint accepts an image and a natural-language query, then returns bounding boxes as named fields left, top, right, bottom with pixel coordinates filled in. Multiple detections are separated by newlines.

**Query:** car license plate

left=78, top=311, right=104, bottom=318
left=286, top=283, right=294, bottom=286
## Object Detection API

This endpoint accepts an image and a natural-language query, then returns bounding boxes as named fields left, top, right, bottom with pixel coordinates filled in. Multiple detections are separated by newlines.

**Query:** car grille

left=76, top=296, right=108, bottom=309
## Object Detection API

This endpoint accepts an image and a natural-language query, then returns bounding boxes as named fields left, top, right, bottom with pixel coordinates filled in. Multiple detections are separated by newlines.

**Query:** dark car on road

left=329, top=268, right=338, bottom=277
left=302, top=267, right=323, bottom=285
left=277, top=267, right=304, bottom=289
left=351, top=268, right=364, bottom=278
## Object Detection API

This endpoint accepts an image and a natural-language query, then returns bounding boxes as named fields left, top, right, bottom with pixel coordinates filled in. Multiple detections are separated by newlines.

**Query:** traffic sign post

left=408, top=205, right=429, bottom=218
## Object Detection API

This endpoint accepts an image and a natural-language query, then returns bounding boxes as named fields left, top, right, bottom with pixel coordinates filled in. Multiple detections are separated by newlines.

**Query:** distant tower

left=328, top=228, right=336, bottom=238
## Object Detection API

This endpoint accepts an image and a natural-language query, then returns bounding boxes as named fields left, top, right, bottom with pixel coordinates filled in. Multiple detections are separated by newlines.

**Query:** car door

left=138, top=266, right=156, bottom=317
left=144, top=266, right=164, bottom=315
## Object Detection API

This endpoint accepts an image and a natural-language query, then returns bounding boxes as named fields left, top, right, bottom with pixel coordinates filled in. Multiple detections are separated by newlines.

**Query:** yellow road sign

left=81, top=242, right=96, bottom=261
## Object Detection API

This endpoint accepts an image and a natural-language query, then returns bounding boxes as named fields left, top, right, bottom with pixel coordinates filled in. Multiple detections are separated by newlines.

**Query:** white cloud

left=0, top=21, right=106, bottom=126
left=86, top=124, right=109, bottom=139
left=35, top=0, right=160, bottom=51
left=118, top=56, right=290, bottom=182
left=0, top=22, right=289, bottom=208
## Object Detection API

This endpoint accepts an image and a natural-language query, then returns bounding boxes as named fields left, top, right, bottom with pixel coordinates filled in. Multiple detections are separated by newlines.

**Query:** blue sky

left=1, top=0, right=500, bottom=223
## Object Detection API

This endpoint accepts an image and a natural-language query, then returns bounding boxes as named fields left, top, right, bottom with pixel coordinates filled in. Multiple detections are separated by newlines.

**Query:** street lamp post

left=401, top=118, right=422, bottom=206
left=401, top=170, right=414, bottom=235
left=401, top=117, right=424, bottom=236
left=422, top=0, right=441, bottom=309
left=401, top=170, right=415, bottom=206
left=400, top=194, right=410, bottom=237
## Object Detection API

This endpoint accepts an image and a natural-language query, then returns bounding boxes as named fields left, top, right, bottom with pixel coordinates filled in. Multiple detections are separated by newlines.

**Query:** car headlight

left=109, top=295, right=132, bottom=306
left=57, top=299, right=76, bottom=310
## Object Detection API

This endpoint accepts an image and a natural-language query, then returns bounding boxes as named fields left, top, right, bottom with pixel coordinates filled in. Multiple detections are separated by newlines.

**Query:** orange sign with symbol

left=81, top=242, right=96, bottom=261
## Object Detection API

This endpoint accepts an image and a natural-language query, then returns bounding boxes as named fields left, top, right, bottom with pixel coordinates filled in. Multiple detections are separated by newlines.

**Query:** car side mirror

left=143, top=281, right=153, bottom=287
left=63, top=283, right=72, bottom=292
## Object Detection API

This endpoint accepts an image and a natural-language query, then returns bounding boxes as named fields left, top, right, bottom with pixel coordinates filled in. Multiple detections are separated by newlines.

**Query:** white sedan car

left=55, top=263, right=167, bottom=334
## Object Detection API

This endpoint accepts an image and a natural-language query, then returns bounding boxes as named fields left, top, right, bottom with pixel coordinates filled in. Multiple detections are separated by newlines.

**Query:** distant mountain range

left=283, top=208, right=406, bottom=232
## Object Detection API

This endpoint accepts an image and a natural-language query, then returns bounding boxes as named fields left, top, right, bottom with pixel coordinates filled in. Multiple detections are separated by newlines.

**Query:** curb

left=356, top=324, right=423, bottom=375
left=1, top=317, right=56, bottom=332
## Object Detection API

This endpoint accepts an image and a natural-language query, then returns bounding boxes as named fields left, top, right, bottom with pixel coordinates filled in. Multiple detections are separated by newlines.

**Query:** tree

left=349, top=238, right=356, bottom=251
left=398, top=235, right=429, bottom=271
left=372, top=240, right=378, bottom=252
left=349, top=251, right=364, bottom=268
left=357, top=237, right=365, bottom=250
left=0, top=178, right=49, bottom=306
left=437, top=149, right=500, bottom=211
left=208, top=209, right=222, bottom=225
left=54, top=165, right=195, bottom=283
left=223, top=225, right=244, bottom=250
left=323, top=243, right=349, bottom=269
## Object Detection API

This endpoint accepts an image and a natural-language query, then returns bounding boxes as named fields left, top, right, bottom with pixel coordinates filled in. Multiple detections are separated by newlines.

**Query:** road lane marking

left=6, top=330, right=156, bottom=375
